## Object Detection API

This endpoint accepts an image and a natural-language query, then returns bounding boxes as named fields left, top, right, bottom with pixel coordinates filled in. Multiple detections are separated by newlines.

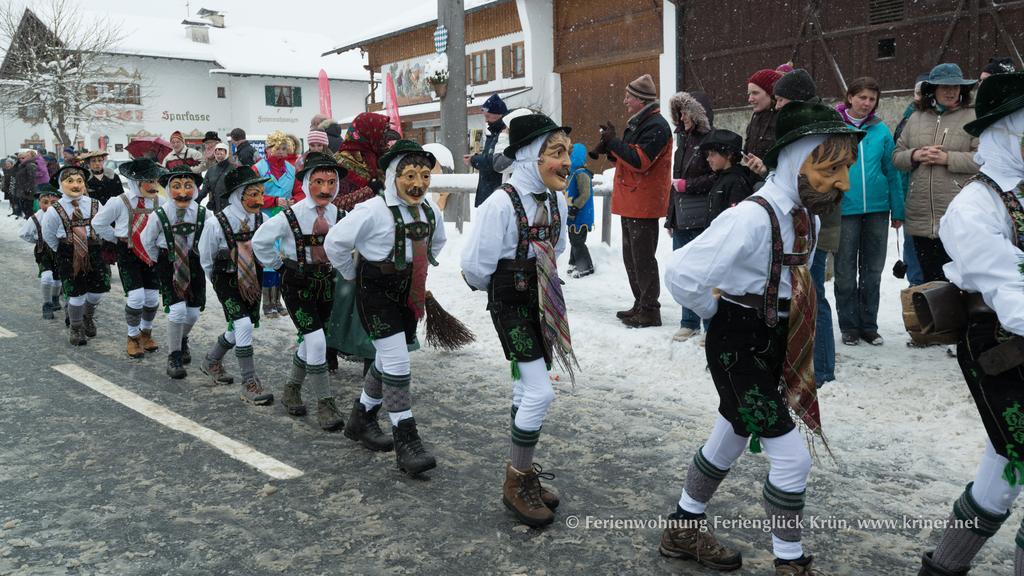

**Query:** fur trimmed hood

left=669, top=91, right=712, bottom=134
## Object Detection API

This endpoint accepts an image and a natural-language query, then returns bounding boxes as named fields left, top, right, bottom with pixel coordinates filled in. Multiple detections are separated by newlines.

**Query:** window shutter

left=487, top=50, right=496, bottom=82
left=265, top=85, right=275, bottom=106
left=502, top=46, right=512, bottom=79
left=293, top=86, right=302, bottom=107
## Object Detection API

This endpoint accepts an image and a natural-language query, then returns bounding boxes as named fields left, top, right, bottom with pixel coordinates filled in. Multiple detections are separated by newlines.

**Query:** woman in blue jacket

left=834, top=77, right=904, bottom=346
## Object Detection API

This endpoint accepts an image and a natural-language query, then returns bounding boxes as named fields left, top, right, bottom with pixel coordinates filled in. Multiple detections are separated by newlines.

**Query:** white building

left=0, top=7, right=370, bottom=157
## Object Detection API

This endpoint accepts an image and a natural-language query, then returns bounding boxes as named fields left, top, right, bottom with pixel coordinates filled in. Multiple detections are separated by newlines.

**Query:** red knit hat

left=748, top=69, right=783, bottom=97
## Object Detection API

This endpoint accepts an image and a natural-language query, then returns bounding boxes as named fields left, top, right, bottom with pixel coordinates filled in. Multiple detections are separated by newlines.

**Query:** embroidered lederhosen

left=115, top=194, right=160, bottom=293
left=356, top=200, right=436, bottom=343
left=154, top=205, right=207, bottom=310
left=31, top=214, right=56, bottom=275
left=954, top=173, right=1024, bottom=484
left=210, top=210, right=264, bottom=324
left=707, top=196, right=816, bottom=440
left=52, top=200, right=110, bottom=297
left=487, top=184, right=560, bottom=364
left=279, top=207, right=342, bottom=335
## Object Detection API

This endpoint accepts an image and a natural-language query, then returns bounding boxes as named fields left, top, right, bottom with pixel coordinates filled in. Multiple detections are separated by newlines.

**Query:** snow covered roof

left=324, top=0, right=506, bottom=56
left=97, top=12, right=367, bottom=81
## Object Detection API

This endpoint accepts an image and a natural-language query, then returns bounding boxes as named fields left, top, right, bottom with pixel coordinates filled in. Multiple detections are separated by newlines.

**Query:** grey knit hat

left=774, top=69, right=817, bottom=102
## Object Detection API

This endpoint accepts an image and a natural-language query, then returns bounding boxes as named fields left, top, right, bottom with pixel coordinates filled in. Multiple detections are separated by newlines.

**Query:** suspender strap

left=388, top=200, right=437, bottom=270
left=744, top=196, right=783, bottom=327
left=969, top=172, right=1024, bottom=248
left=155, top=207, right=175, bottom=262
left=283, top=207, right=306, bottom=267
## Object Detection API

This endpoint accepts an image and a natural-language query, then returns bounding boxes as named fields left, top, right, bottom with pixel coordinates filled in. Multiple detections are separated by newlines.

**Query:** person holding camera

left=592, top=74, right=673, bottom=328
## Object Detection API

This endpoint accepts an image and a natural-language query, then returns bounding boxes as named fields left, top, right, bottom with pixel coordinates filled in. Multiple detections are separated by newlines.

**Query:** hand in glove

left=599, top=121, right=616, bottom=143
left=568, top=205, right=580, bottom=220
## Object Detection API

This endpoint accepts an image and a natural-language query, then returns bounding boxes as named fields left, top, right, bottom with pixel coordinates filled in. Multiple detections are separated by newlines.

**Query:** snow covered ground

left=0, top=194, right=1016, bottom=574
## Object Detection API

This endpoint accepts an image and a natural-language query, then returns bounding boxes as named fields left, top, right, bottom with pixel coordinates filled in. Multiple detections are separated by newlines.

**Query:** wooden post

left=439, top=0, right=469, bottom=232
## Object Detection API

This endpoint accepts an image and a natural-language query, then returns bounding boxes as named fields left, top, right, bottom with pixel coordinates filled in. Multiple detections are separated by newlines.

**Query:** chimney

left=185, top=24, right=209, bottom=43
left=197, top=8, right=225, bottom=28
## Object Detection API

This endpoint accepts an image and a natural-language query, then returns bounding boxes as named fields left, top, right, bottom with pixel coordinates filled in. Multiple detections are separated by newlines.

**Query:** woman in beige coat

left=893, top=63, right=980, bottom=282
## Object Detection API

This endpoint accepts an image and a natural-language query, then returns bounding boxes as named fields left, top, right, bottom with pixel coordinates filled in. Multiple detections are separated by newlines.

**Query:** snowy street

left=0, top=198, right=1012, bottom=575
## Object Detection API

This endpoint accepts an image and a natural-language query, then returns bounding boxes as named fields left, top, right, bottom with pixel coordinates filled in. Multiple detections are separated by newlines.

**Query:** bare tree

left=0, top=0, right=126, bottom=147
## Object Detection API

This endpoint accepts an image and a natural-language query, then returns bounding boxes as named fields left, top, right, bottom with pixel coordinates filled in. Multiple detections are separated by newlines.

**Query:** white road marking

left=52, top=363, right=303, bottom=480
left=0, top=325, right=16, bottom=338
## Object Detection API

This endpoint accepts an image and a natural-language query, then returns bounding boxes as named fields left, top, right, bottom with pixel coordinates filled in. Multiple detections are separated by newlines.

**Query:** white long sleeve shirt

left=91, top=189, right=160, bottom=242
left=664, top=184, right=819, bottom=320
left=251, top=197, right=341, bottom=270
left=460, top=186, right=569, bottom=291
left=325, top=190, right=446, bottom=281
left=940, top=174, right=1024, bottom=336
left=140, top=199, right=202, bottom=263
left=40, top=195, right=100, bottom=252
left=198, top=203, right=259, bottom=281
left=18, top=210, right=46, bottom=245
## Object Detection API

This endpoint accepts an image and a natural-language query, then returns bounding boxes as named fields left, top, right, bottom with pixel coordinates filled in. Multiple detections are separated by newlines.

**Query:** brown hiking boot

left=127, top=336, right=145, bottom=358
left=616, top=305, right=638, bottom=319
left=316, top=397, right=345, bottom=431
left=503, top=462, right=555, bottom=528
left=623, top=308, right=662, bottom=328
left=69, top=325, right=87, bottom=346
left=200, top=356, right=235, bottom=385
left=281, top=382, right=307, bottom=416
left=532, top=463, right=560, bottom=510
left=775, top=555, right=827, bottom=575
left=82, top=312, right=97, bottom=338
left=240, top=376, right=274, bottom=406
left=659, top=514, right=742, bottom=571
left=139, top=329, right=159, bottom=352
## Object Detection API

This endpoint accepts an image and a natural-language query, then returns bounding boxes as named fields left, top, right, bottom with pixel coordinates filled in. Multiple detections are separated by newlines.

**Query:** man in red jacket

left=598, top=74, right=673, bottom=327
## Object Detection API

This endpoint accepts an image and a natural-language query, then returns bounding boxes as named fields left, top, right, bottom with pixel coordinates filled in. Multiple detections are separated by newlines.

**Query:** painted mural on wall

left=384, top=56, right=433, bottom=106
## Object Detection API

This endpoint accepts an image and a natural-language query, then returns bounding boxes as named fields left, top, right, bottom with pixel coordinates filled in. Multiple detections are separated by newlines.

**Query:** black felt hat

left=118, top=157, right=166, bottom=182
left=378, top=139, right=436, bottom=171
left=203, top=130, right=221, bottom=143
left=224, top=165, right=271, bottom=196
left=503, top=114, right=572, bottom=158
left=296, top=151, right=349, bottom=181
left=158, top=164, right=203, bottom=187
left=964, top=72, right=1024, bottom=137
left=763, top=101, right=865, bottom=169
left=699, top=129, right=744, bottom=157
left=49, top=164, right=90, bottom=188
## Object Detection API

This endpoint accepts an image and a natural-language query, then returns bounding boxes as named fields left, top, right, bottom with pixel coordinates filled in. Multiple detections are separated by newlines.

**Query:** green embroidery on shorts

left=508, top=326, right=532, bottom=355
left=295, top=309, right=313, bottom=330
left=738, top=388, right=779, bottom=435
left=224, top=298, right=241, bottom=318
left=369, top=315, right=390, bottom=339
left=719, top=351, right=735, bottom=368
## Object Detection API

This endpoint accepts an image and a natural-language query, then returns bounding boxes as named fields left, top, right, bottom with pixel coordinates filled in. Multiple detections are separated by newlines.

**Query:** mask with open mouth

left=539, top=132, right=573, bottom=191
left=394, top=154, right=434, bottom=206
left=60, top=174, right=87, bottom=199
left=241, top=185, right=264, bottom=214
left=138, top=180, right=161, bottom=199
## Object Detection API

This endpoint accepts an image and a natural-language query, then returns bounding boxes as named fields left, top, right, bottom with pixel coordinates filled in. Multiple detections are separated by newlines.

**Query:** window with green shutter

left=265, top=85, right=301, bottom=107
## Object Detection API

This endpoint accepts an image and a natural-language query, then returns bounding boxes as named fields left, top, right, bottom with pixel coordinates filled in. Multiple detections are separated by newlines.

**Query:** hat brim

left=77, top=151, right=109, bottom=161
left=923, top=79, right=978, bottom=87
left=964, top=94, right=1024, bottom=137
left=503, top=125, right=573, bottom=158
left=118, top=162, right=165, bottom=182
left=379, top=150, right=437, bottom=172
left=763, top=121, right=865, bottom=169
left=229, top=176, right=272, bottom=195
left=50, top=165, right=91, bottom=188
left=159, top=171, right=204, bottom=187
left=296, top=161, right=349, bottom=182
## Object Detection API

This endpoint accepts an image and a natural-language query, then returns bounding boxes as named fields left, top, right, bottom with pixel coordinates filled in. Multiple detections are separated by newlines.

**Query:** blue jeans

left=834, top=213, right=888, bottom=334
left=671, top=228, right=708, bottom=330
left=903, top=229, right=924, bottom=286
left=811, top=248, right=835, bottom=385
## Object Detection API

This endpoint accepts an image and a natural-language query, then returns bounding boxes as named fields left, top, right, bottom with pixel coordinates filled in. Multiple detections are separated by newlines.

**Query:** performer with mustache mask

left=139, top=165, right=207, bottom=379
left=93, top=158, right=166, bottom=358
left=197, top=167, right=275, bottom=406
left=325, top=140, right=447, bottom=475
left=461, top=114, right=578, bottom=528
left=40, top=165, right=112, bottom=345
left=659, top=102, right=862, bottom=576
left=252, top=152, right=348, bottom=431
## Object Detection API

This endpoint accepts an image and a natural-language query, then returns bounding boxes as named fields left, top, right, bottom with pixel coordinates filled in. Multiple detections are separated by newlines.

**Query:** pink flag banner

left=318, top=69, right=332, bottom=117
left=385, top=72, right=403, bottom=137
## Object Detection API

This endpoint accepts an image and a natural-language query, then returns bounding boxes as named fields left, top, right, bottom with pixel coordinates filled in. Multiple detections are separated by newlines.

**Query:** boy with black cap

left=40, top=164, right=112, bottom=345
left=140, top=165, right=207, bottom=379
left=659, top=101, right=863, bottom=575
left=702, top=129, right=753, bottom=220
left=325, top=140, right=447, bottom=474
left=93, top=158, right=166, bottom=358
left=20, top=184, right=64, bottom=318
left=252, top=152, right=348, bottom=430
left=461, top=113, right=578, bottom=528
left=917, top=72, right=1024, bottom=576
left=197, top=166, right=274, bottom=405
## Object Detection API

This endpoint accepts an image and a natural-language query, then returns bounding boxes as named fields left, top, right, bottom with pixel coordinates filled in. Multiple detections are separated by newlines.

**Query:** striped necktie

left=172, top=208, right=191, bottom=298
left=71, top=199, right=91, bottom=276
left=311, top=206, right=329, bottom=264
left=407, top=204, right=428, bottom=319
left=530, top=192, right=578, bottom=384
left=235, top=219, right=261, bottom=305
left=131, top=196, right=153, bottom=265
left=782, top=207, right=822, bottom=435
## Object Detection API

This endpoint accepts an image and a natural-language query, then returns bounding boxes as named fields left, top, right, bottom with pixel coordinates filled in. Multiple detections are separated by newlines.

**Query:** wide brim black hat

left=203, top=131, right=221, bottom=143
left=224, top=166, right=271, bottom=197
left=378, top=139, right=437, bottom=171
left=763, top=101, right=865, bottom=169
left=296, top=151, right=349, bottom=181
left=49, top=164, right=90, bottom=188
left=699, top=129, right=744, bottom=155
left=503, top=114, right=572, bottom=158
left=118, top=158, right=165, bottom=182
left=159, top=164, right=204, bottom=187
left=964, top=72, right=1024, bottom=137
